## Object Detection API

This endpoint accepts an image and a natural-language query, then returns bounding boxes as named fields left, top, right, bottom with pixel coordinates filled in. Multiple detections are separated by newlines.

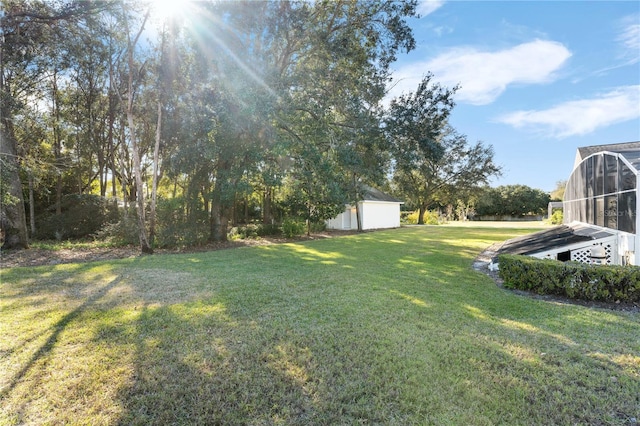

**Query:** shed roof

left=492, top=222, right=616, bottom=261
left=362, top=185, right=403, bottom=203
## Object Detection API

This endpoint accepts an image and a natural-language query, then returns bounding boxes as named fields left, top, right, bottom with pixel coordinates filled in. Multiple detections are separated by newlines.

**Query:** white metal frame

left=563, top=150, right=639, bottom=266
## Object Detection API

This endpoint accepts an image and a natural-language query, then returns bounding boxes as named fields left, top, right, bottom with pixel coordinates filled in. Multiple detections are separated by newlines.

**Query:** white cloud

left=388, top=39, right=571, bottom=105
left=429, top=40, right=571, bottom=105
left=416, top=0, right=445, bottom=17
left=497, top=85, right=640, bottom=138
left=617, top=15, right=640, bottom=65
left=432, top=25, right=453, bottom=38
left=583, top=15, right=639, bottom=77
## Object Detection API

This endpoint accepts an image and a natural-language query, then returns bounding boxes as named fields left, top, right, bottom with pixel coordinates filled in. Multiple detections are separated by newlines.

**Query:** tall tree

left=182, top=1, right=291, bottom=242
left=550, top=180, right=567, bottom=201
left=385, top=74, right=458, bottom=224
left=391, top=126, right=501, bottom=221
left=279, top=0, right=418, bottom=229
left=0, top=0, right=108, bottom=249
left=476, top=185, right=550, bottom=217
left=148, top=16, right=177, bottom=247
left=66, top=13, right=113, bottom=197
left=112, top=2, right=153, bottom=253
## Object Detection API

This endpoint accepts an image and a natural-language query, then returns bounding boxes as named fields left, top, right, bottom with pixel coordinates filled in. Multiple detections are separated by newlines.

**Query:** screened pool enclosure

left=492, top=142, right=640, bottom=266
left=564, top=145, right=639, bottom=235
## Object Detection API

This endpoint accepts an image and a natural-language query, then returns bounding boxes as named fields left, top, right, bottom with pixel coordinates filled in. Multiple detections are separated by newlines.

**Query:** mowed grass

left=1, top=226, right=638, bottom=425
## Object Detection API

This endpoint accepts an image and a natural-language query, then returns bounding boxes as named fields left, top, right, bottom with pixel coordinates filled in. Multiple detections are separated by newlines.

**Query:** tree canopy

left=385, top=76, right=501, bottom=224
left=475, top=185, right=551, bottom=218
left=1, top=0, right=506, bottom=251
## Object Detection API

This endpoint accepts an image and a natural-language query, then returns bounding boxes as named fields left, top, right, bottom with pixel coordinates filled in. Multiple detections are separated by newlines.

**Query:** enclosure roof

left=492, top=222, right=616, bottom=261
left=574, top=141, right=640, bottom=171
left=362, top=185, right=403, bottom=203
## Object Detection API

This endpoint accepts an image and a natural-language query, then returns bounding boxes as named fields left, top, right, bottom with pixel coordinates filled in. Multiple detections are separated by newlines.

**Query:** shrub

left=401, top=210, right=443, bottom=225
left=308, top=221, right=326, bottom=233
left=94, top=211, right=140, bottom=246
left=157, top=222, right=208, bottom=248
left=423, top=210, right=443, bottom=225
left=550, top=209, right=563, bottom=225
left=498, top=254, right=640, bottom=303
left=256, top=224, right=281, bottom=237
left=281, top=219, right=305, bottom=238
left=154, top=197, right=208, bottom=247
left=401, top=211, right=419, bottom=225
left=229, top=224, right=260, bottom=240
left=229, top=223, right=283, bottom=240
left=35, top=195, right=118, bottom=240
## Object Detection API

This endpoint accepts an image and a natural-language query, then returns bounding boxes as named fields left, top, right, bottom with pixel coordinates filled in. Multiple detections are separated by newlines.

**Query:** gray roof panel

left=493, top=223, right=616, bottom=261
left=362, top=185, right=403, bottom=203
left=576, top=142, right=640, bottom=172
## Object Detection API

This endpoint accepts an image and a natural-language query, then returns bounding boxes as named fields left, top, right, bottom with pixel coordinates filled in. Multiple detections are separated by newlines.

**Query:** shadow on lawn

left=454, top=302, right=640, bottom=424
left=3, top=228, right=638, bottom=424
left=0, top=273, right=124, bottom=417
left=370, top=278, right=640, bottom=424
left=108, top=231, right=463, bottom=423
left=113, top=303, right=327, bottom=425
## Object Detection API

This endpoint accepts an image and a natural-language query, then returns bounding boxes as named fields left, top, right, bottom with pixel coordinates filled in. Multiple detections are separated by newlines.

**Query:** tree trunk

left=52, top=69, right=63, bottom=216
left=0, top=129, right=29, bottom=250
left=418, top=203, right=427, bottom=225
left=148, top=101, right=162, bottom=247
left=209, top=191, right=228, bottom=242
left=263, top=186, right=273, bottom=225
left=353, top=174, right=362, bottom=231
left=122, top=5, right=152, bottom=254
left=98, top=148, right=107, bottom=197
left=0, top=22, right=28, bottom=249
left=28, top=172, right=36, bottom=236
left=127, top=110, right=152, bottom=254
left=231, top=195, right=237, bottom=226
left=108, top=38, right=118, bottom=199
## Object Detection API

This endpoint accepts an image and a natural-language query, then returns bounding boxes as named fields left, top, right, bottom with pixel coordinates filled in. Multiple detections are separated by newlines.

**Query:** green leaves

left=476, top=185, right=550, bottom=217
left=499, top=254, right=640, bottom=302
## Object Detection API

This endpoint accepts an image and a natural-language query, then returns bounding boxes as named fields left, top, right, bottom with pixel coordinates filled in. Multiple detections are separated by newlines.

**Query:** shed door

left=343, top=208, right=352, bottom=229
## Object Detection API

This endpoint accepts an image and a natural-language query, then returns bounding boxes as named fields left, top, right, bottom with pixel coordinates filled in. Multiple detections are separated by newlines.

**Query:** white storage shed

left=326, top=186, right=403, bottom=231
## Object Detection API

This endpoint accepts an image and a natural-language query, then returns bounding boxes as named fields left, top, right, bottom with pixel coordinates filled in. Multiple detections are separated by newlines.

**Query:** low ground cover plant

left=1, top=226, right=638, bottom=425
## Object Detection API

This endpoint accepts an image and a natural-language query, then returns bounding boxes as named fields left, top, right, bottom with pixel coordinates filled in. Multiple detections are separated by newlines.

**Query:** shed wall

left=325, top=207, right=354, bottom=230
left=361, top=201, right=401, bottom=230
left=326, top=202, right=401, bottom=231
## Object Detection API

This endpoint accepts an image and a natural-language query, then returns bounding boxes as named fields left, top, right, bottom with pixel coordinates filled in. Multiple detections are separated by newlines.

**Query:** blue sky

left=387, top=0, right=640, bottom=193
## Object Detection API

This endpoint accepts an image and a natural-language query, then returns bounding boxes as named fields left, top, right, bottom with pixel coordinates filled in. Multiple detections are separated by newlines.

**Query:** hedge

left=497, top=254, right=640, bottom=303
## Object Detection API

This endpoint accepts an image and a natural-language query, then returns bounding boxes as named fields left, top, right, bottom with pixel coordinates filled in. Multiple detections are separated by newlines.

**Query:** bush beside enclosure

left=498, top=254, right=640, bottom=303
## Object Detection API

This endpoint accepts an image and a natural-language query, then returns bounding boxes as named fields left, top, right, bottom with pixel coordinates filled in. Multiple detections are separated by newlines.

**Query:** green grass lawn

left=1, top=226, right=638, bottom=425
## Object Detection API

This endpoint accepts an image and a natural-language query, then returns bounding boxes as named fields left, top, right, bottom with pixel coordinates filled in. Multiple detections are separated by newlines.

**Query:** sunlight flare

left=150, top=0, right=185, bottom=23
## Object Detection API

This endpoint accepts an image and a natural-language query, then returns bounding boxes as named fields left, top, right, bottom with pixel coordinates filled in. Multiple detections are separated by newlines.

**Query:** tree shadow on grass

left=113, top=301, right=359, bottom=425
left=4, top=227, right=636, bottom=424
left=366, top=278, right=640, bottom=424
left=0, top=274, right=124, bottom=419
left=458, top=302, right=640, bottom=424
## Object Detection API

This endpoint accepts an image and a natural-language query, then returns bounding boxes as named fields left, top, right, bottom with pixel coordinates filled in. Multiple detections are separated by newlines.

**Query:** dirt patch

left=473, top=245, right=640, bottom=313
left=0, top=230, right=359, bottom=269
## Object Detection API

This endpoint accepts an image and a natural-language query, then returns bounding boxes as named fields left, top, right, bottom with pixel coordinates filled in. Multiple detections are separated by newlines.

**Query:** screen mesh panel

left=565, top=152, right=637, bottom=234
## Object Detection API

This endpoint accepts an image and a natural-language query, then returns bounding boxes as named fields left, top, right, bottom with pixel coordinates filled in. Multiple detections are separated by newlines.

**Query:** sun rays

left=149, top=0, right=186, bottom=24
